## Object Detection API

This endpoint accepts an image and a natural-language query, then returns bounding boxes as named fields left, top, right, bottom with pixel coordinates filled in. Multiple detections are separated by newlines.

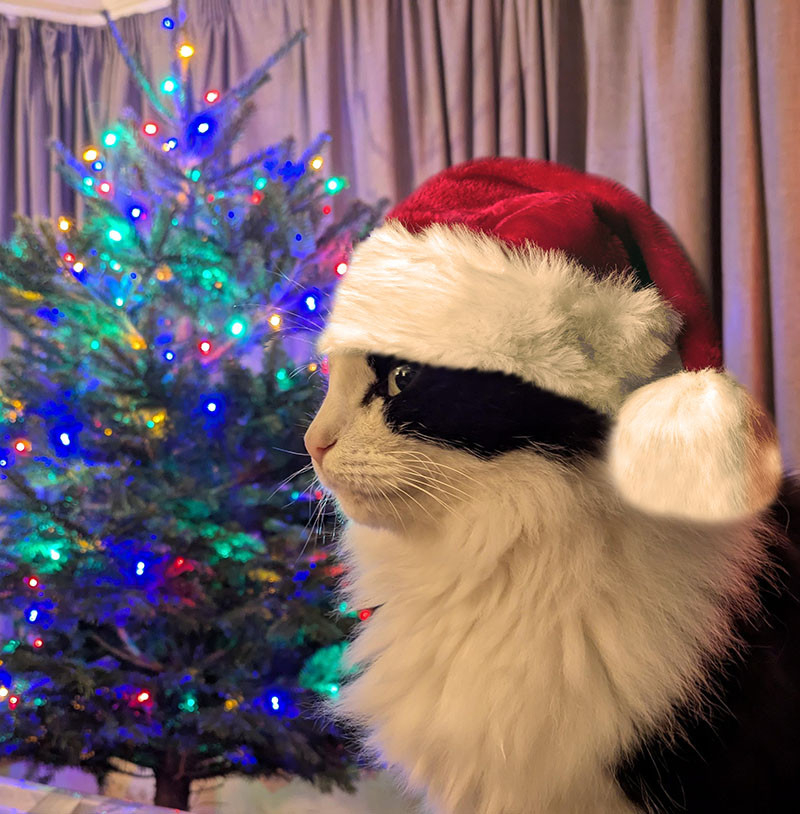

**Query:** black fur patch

left=615, top=477, right=800, bottom=813
left=362, top=353, right=609, bottom=460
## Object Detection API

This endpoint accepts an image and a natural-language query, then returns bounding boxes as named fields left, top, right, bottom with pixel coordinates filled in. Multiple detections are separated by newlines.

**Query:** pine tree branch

left=101, top=11, right=174, bottom=121
left=88, top=632, right=163, bottom=673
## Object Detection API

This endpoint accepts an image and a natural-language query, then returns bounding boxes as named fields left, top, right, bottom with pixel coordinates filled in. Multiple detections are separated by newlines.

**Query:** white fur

left=607, top=369, right=782, bottom=522
left=317, top=222, right=683, bottom=414
left=306, top=353, right=773, bottom=814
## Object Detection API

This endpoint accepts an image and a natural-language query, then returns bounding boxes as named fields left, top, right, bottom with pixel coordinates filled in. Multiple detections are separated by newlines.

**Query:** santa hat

left=318, top=158, right=782, bottom=522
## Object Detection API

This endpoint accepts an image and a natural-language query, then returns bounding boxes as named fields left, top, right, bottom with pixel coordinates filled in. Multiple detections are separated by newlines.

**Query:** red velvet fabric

left=387, top=157, right=722, bottom=372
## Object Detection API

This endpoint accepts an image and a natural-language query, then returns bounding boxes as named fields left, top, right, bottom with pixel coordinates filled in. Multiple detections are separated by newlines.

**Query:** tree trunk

left=154, top=765, right=192, bottom=810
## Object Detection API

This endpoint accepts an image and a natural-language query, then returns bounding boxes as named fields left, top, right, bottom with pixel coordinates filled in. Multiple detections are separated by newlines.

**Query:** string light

left=268, top=314, right=282, bottom=329
left=72, top=262, right=84, bottom=272
left=178, top=43, right=195, bottom=59
left=59, top=432, right=71, bottom=447
left=83, top=177, right=94, bottom=188
left=0, top=687, right=8, bottom=699
left=335, top=262, right=348, bottom=276
left=108, top=229, right=122, bottom=242
left=198, top=340, right=212, bottom=355
left=58, top=217, right=71, bottom=232
left=325, top=176, right=346, bottom=195
left=8, top=695, right=19, bottom=709
left=250, top=192, right=263, bottom=205
left=63, top=252, right=76, bottom=263
left=358, top=609, right=373, bottom=621
left=13, top=439, right=31, bottom=454
left=309, top=155, right=324, bottom=170
left=98, top=181, right=112, bottom=195
left=27, top=609, right=39, bottom=622
left=163, top=350, right=175, bottom=361
left=204, top=90, right=220, bottom=104
left=128, top=205, right=145, bottom=220
left=161, top=16, right=174, bottom=29
left=102, top=131, right=118, bottom=147
left=33, top=638, right=43, bottom=649
left=136, top=690, right=151, bottom=703
left=49, top=549, right=60, bottom=561
left=254, top=177, right=267, bottom=190
left=82, top=147, right=99, bottom=162
left=160, top=77, right=177, bottom=94
left=114, top=297, right=124, bottom=308
left=135, top=561, right=146, bottom=576
left=270, top=695, right=280, bottom=711
left=227, top=319, right=246, bottom=337
left=25, top=576, right=39, bottom=588
left=143, top=122, right=159, bottom=136
left=91, top=159, right=105, bottom=171
left=205, top=400, right=218, bottom=413
left=305, top=296, right=317, bottom=311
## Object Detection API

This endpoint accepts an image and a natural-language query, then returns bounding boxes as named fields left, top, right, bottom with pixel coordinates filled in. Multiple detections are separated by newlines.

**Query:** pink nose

left=304, top=434, right=336, bottom=464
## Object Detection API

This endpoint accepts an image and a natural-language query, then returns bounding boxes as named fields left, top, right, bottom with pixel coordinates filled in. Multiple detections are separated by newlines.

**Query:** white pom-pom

left=606, top=369, right=782, bottom=522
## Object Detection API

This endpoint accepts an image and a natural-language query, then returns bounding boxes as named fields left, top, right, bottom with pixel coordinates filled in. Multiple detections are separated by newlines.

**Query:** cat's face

left=304, top=350, right=609, bottom=532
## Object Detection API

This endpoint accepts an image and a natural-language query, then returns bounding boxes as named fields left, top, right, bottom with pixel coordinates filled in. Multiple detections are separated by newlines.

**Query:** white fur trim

left=607, top=369, right=783, bottom=522
left=318, top=221, right=683, bottom=414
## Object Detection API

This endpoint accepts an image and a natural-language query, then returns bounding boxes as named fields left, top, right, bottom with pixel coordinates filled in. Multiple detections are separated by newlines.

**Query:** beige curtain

left=0, top=0, right=798, bottom=469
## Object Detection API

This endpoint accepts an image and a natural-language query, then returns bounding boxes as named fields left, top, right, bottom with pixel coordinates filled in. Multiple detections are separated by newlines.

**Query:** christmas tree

left=0, top=9, right=383, bottom=810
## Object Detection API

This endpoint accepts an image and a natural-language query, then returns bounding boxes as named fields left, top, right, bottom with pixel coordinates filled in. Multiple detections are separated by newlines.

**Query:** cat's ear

left=606, top=369, right=782, bottom=522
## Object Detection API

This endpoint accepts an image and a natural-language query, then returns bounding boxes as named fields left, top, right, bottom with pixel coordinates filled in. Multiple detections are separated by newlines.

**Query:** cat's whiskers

left=265, top=461, right=315, bottom=501
left=380, top=449, right=484, bottom=488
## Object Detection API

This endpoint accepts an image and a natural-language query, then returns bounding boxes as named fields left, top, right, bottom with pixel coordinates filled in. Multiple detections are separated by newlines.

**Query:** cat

left=305, top=349, right=800, bottom=814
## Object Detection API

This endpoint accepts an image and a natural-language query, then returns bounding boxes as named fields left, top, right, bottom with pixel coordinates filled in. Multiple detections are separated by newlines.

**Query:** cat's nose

left=304, top=430, right=336, bottom=464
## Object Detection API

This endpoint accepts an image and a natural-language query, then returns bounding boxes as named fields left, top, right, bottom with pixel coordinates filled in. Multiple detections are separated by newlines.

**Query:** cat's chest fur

left=331, top=456, right=767, bottom=814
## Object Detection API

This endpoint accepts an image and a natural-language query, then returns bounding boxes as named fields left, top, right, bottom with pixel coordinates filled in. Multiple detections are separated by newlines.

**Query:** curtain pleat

left=0, top=0, right=797, bottom=468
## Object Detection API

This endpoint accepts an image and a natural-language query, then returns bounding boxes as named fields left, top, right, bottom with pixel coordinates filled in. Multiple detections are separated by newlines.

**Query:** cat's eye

left=387, top=364, right=419, bottom=397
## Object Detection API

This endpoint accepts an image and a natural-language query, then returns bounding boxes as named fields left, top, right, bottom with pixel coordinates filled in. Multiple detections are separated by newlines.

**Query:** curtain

left=0, top=0, right=798, bottom=469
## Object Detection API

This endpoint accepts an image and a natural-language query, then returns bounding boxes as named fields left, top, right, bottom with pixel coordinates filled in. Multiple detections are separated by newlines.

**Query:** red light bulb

left=33, top=638, right=43, bottom=649
left=143, top=122, right=159, bottom=136
left=26, top=576, right=39, bottom=588
left=335, top=262, right=348, bottom=276
left=136, top=690, right=151, bottom=703
left=204, top=90, right=220, bottom=104
left=198, top=340, right=212, bottom=355
left=8, top=695, right=19, bottom=709
left=63, top=252, right=76, bottom=264
left=98, top=181, right=112, bottom=195
left=358, top=608, right=373, bottom=621
left=322, top=205, right=332, bottom=215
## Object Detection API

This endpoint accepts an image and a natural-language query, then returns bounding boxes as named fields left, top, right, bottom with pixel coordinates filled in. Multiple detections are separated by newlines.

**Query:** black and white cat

left=305, top=348, right=800, bottom=814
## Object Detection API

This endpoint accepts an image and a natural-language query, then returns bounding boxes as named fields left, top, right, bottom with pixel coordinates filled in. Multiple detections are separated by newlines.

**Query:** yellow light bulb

left=310, top=155, right=324, bottom=171
left=58, top=217, right=71, bottom=232
left=82, top=147, right=99, bottom=162
left=178, top=43, right=195, bottom=58
left=268, top=314, right=282, bottom=329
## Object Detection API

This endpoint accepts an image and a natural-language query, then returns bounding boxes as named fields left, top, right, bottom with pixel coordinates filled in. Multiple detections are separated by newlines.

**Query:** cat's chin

left=319, top=477, right=416, bottom=531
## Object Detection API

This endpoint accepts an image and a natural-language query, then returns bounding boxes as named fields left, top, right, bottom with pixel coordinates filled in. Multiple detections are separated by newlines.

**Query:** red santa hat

left=318, top=158, right=782, bottom=521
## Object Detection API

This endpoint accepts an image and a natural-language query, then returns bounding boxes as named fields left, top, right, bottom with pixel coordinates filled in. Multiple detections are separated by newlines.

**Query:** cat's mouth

left=316, top=469, right=396, bottom=503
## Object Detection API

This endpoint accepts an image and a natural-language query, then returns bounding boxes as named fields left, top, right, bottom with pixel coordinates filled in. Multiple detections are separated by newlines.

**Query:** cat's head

left=303, top=349, right=610, bottom=531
